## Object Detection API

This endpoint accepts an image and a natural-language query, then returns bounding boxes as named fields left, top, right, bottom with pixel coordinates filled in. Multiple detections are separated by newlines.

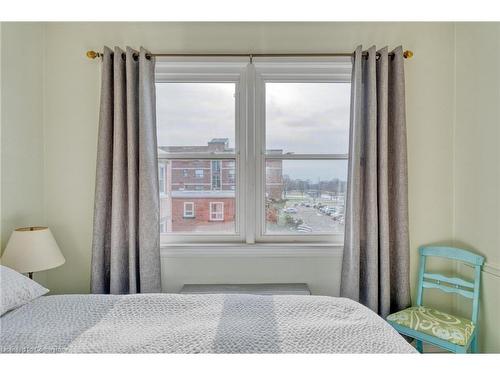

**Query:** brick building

left=158, top=139, right=283, bottom=233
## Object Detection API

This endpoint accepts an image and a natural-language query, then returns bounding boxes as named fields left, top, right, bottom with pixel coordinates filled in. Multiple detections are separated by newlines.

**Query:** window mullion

left=245, top=63, right=257, bottom=244
left=263, top=154, right=348, bottom=160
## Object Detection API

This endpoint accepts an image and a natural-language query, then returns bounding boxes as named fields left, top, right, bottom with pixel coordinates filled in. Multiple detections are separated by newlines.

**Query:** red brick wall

left=266, top=159, right=283, bottom=200
left=171, top=198, right=236, bottom=232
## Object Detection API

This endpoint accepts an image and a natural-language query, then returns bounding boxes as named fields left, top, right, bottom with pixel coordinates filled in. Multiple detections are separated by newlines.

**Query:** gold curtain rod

left=86, top=50, right=414, bottom=60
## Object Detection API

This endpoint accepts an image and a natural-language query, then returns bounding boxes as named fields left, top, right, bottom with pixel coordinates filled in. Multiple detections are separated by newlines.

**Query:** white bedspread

left=0, top=293, right=416, bottom=353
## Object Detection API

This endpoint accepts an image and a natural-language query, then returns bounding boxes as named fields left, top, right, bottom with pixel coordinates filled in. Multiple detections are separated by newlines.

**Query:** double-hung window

left=156, top=59, right=245, bottom=242
left=158, top=163, right=166, bottom=196
left=155, top=57, right=350, bottom=245
left=183, top=202, right=195, bottom=218
left=210, top=202, right=224, bottom=221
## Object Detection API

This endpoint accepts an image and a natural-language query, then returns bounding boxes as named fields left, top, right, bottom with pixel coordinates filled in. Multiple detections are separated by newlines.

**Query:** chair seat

left=387, top=306, right=475, bottom=346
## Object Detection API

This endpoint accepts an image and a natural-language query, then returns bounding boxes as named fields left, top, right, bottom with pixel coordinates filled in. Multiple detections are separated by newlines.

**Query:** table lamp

left=1, top=226, right=65, bottom=279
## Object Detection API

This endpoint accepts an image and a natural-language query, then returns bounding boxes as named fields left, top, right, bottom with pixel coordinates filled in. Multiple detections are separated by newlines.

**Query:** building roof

left=158, top=138, right=234, bottom=154
left=171, top=190, right=236, bottom=198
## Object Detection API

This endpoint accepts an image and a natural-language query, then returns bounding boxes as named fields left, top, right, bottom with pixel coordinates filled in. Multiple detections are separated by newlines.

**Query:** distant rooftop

left=157, top=138, right=283, bottom=156
left=158, top=138, right=234, bottom=154
left=208, top=138, right=229, bottom=144
left=171, top=190, right=236, bottom=198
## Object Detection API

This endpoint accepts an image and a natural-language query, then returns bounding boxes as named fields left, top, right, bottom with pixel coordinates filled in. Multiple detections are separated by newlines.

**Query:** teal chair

left=387, top=246, right=484, bottom=353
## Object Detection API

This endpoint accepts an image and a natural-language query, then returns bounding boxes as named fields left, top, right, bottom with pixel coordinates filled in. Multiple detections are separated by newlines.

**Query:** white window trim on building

left=160, top=218, right=167, bottom=234
left=209, top=202, right=224, bottom=221
left=158, top=164, right=167, bottom=196
left=183, top=202, right=195, bottom=218
left=155, top=57, right=351, bottom=249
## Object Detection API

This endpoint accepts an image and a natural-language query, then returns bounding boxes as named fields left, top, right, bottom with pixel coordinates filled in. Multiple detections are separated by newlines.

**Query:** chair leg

left=470, top=337, right=478, bottom=353
left=416, top=340, right=424, bottom=353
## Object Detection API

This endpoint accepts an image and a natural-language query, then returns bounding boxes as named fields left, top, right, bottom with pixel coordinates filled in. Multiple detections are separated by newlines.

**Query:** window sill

left=160, top=243, right=343, bottom=258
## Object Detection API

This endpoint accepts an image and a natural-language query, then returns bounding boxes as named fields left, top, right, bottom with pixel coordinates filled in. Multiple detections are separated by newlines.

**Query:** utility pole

left=318, top=177, right=321, bottom=202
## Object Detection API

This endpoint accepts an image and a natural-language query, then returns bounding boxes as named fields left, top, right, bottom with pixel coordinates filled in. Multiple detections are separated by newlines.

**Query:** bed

left=0, top=293, right=416, bottom=353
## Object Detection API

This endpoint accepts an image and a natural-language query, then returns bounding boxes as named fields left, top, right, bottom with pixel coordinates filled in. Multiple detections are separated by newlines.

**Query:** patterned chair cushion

left=387, top=306, right=474, bottom=346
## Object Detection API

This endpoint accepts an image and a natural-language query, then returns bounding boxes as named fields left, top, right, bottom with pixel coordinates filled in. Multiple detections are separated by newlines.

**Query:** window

left=156, top=73, right=241, bottom=238
left=183, top=202, right=195, bottom=218
left=211, top=160, right=222, bottom=190
left=160, top=218, right=167, bottom=234
left=210, top=202, right=224, bottom=221
left=227, top=169, right=236, bottom=184
left=155, top=57, right=350, bottom=244
left=158, top=163, right=167, bottom=195
left=262, top=82, right=350, bottom=236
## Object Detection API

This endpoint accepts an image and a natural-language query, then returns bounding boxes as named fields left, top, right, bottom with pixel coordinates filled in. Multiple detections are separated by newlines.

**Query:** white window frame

left=155, top=56, right=351, bottom=247
left=160, top=218, right=167, bottom=233
left=253, top=57, right=351, bottom=244
left=156, top=57, right=248, bottom=244
left=195, top=169, right=204, bottom=178
left=183, top=202, right=195, bottom=218
left=158, top=163, right=167, bottom=196
left=209, top=202, right=224, bottom=221
left=210, top=160, right=222, bottom=190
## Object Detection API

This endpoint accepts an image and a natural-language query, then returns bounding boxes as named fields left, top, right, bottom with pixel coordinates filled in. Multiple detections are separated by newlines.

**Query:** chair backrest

left=416, top=246, right=485, bottom=324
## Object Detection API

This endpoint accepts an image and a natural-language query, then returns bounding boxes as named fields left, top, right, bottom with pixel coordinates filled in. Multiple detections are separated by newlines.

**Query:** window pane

left=265, top=160, right=347, bottom=235
left=156, top=83, right=236, bottom=153
left=265, top=82, right=350, bottom=154
left=158, top=159, right=236, bottom=234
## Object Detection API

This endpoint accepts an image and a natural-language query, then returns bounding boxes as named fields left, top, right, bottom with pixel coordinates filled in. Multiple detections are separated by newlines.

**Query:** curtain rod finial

left=86, top=50, right=101, bottom=59
left=403, top=50, right=414, bottom=59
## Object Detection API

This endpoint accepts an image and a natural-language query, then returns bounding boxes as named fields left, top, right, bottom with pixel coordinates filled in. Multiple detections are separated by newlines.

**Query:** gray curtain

left=91, top=46, right=161, bottom=294
left=340, top=45, right=410, bottom=317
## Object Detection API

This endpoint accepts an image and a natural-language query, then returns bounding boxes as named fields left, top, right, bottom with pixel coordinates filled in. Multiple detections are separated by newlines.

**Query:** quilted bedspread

left=0, top=293, right=416, bottom=353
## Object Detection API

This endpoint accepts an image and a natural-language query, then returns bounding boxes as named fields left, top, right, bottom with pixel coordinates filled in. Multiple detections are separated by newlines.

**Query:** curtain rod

left=86, top=50, right=414, bottom=61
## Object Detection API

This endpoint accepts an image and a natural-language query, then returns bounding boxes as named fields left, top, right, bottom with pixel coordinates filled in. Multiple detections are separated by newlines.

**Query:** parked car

left=284, top=207, right=298, bottom=214
left=326, top=207, right=337, bottom=216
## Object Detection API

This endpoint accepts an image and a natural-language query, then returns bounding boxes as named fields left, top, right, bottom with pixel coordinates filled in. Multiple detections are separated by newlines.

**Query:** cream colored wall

left=4, top=21, right=500, bottom=352
left=0, top=23, right=49, bottom=285
left=454, top=23, right=500, bottom=353
left=40, top=22, right=456, bottom=298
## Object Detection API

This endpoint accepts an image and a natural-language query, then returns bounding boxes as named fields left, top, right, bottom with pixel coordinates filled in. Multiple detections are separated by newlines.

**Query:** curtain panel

left=341, top=45, right=411, bottom=317
left=91, top=46, right=161, bottom=294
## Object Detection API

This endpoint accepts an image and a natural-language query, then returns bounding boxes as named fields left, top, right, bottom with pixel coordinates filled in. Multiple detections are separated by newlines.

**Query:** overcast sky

left=156, top=82, right=350, bottom=180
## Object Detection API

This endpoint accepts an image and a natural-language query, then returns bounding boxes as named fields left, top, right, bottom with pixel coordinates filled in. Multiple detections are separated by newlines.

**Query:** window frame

left=209, top=202, right=224, bottom=221
left=155, top=56, right=351, bottom=246
left=158, top=163, right=167, bottom=196
left=183, top=202, right=195, bottom=218
left=160, top=218, right=167, bottom=234
left=156, top=58, right=248, bottom=244
left=253, top=57, right=352, bottom=244
left=210, top=160, right=222, bottom=190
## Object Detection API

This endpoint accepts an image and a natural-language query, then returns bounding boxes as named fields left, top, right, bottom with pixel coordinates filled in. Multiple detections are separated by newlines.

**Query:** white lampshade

left=1, top=227, right=65, bottom=273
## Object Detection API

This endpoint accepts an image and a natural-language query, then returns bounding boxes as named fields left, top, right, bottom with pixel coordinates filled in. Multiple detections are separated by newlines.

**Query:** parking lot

left=267, top=202, right=345, bottom=234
